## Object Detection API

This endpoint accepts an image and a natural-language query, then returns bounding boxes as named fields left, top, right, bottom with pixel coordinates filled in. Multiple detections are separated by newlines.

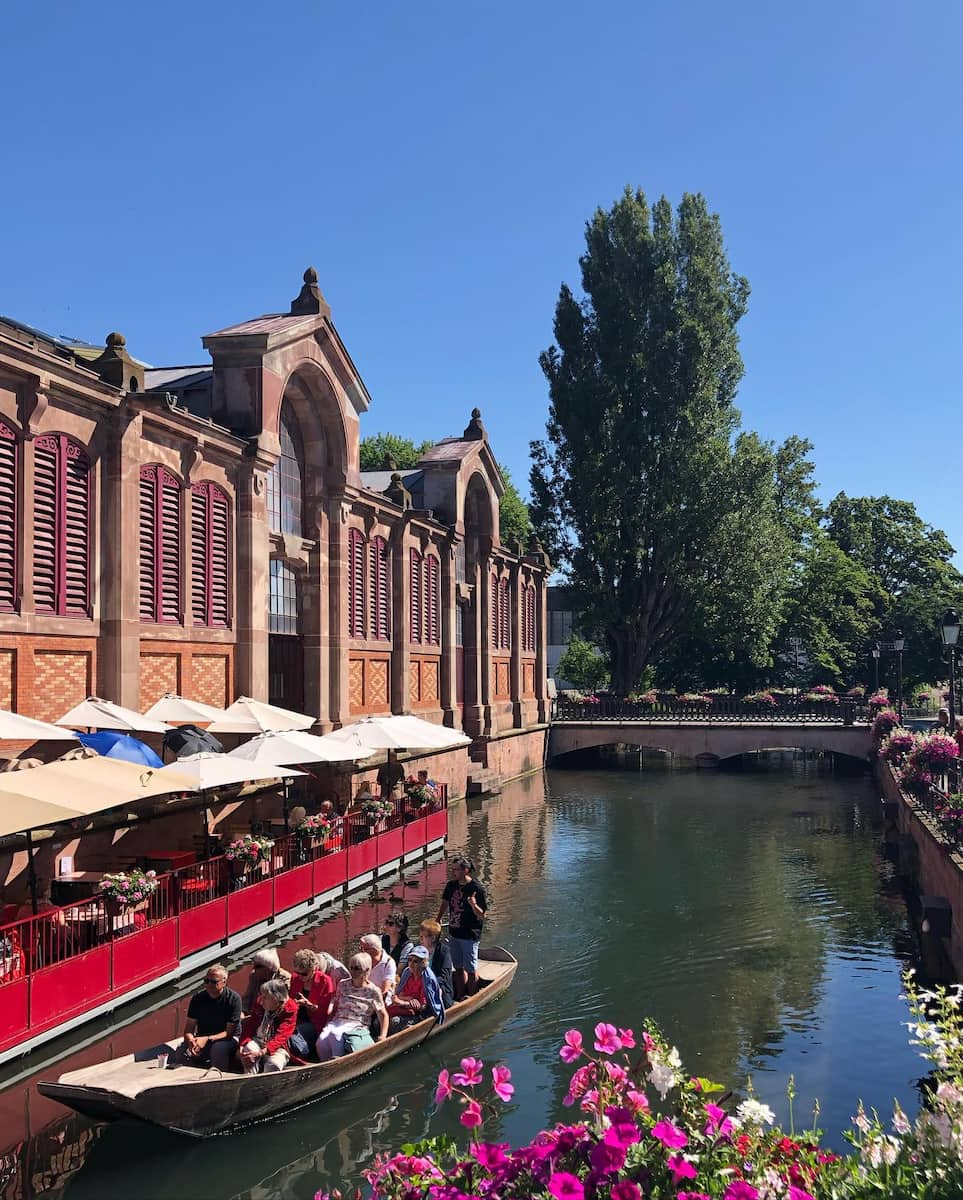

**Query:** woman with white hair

left=237, top=977, right=298, bottom=1073
left=314, top=952, right=388, bottom=1060
left=241, top=946, right=291, bottom=1015
left=360, top=933, right=396, bottom=1000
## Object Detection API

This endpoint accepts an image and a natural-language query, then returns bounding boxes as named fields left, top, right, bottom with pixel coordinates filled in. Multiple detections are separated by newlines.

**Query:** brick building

left=0, top=269, right=550, bottom=778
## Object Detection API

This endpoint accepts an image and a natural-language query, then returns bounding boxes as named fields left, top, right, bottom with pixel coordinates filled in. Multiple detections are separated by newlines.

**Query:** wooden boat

left=38, top=946, right=516, bottom=1138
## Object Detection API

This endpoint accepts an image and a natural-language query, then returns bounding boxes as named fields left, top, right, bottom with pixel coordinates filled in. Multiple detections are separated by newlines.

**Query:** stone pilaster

left=439, top=539, right=459, bottom=728
left=509, top=559, right=523, bottom=728
left=390, top=521, right=412, bottom=714
left=326, top=496, right=351, bottom=727
left=535, top=570, right=549, bottom=723
left=234, top=460, right=270, bottom=701
left=98, top=410, right=142, bottom=707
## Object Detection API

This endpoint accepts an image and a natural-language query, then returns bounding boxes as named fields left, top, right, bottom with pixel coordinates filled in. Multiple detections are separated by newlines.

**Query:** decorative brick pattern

left=192, top=654, right=229, bottom=707
left=523, top=661, right=535, bottom=697
left=494, top=659, right=510, bottom=700
left=0, top=650, right=13, bottom=710
left=349, top=654, right=390, bottom=714
left=368, top=659, right=388, bottom=707
left=140, top=653, right=179, bottom=709
left=33, top=651, right=91, bottom=722
left=409, top=662, right=420, bottom=706
left=349, top=658, right=364, bottom=709
left=422, top=658, right=438, bottom=703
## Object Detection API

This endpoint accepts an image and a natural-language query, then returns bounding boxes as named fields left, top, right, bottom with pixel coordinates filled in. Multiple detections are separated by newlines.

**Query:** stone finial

left=91, top=331, right=145, bottom=393
left=384, top=471, right=413, bottom=511
left=463, top=407, right=486, bottom=440
left=290, top=266, right=331, bottom=318
left=381, top=452, right=398, bottom=471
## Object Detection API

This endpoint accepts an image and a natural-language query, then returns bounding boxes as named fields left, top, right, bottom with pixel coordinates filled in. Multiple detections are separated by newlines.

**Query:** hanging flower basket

left=909, top=731, right=959, bottom=774
left=868, top=688, right=890, bottom=712
left=98, top=868, right=158, bottom=912
left=871, top=708, right=900, bottom=743
left=224, top=834, right=274, bottom=871
left=878, top=728, right=916, bottom=765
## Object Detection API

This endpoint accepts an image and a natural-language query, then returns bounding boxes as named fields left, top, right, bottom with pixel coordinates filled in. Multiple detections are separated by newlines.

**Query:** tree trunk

left=609, top=626, right=649, bottom=697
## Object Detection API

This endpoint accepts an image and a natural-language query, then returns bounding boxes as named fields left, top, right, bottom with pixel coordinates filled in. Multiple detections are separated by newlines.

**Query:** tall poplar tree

left=531, top=188, right=783, bottom=695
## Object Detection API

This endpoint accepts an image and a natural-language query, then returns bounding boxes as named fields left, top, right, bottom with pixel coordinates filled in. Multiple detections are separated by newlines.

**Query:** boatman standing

left=437, top=855, right=488, bottom=1001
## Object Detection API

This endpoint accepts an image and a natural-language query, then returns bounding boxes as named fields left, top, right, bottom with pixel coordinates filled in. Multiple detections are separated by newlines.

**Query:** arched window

left=266, top=408, right=303, bottom=536
left=34, top=433, right=91, bottom=617
left=410, top=549, right=423, bottom=644
left=139, top=466, right=181, bottom=623
left=523, top=585, right=536, bottom=653
left=269, top=559, right=299, bottom=634
left=191, top=482, right=230, bottom=627
left=349, top=529, right=366, bottom=638
left=370, top=536, right=391, bottom=641
left=0, top=423, right=17, bottom=612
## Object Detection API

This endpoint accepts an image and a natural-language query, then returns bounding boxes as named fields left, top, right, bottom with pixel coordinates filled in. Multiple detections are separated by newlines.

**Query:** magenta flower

left=491, top=1064, right=514, bottom=1102
left=560, top=1029, right=584, bottom=1063
left=651, top=1120, right=687, bottom=1149
left=667, top=1155, right=698, bottom=1182
left=603, top=1107, right=640, bottom=1149
left=459, top=1098, right=483, bottom=1128
left=618, top=1027, right=636, bottom=1048
left=589, top=1140, right=626, bottom=1174
left=452, top=1056, right=484, bottom=1086
left=788, top=1190, right=816, bottom=1200
left=704, top=1102, right=726, bottom=1129
left=624, top=1088, right=650, bottom=1113
left=724, top=1184, right=760, bottom=1200
left=547, top=1172, right=585, bottom=1200
left=677, top=1194, right=712, bottom=1200
left=470, top=1142, right=510, bottom=1169
left=434, top=1068, right=452, bottom=1104
left=593, top=1023, right=622, bottom=1055
left=604, top=1061, right=629, bottom=1087
left=610, top=1184, right=642, bottom=1200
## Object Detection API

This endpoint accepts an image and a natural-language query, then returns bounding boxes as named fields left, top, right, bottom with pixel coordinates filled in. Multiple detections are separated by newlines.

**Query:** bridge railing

left=555, top=696, right=865, bottom=724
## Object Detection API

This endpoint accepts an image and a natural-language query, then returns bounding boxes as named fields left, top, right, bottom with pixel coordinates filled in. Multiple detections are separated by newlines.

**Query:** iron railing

left=555, top=697, right=865, bottom=724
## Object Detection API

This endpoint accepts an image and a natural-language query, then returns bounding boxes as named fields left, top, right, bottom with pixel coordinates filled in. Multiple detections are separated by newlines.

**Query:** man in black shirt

left=177, top=963, right=242, bottom=1069
left=437, top=856, right=488, bottom=1000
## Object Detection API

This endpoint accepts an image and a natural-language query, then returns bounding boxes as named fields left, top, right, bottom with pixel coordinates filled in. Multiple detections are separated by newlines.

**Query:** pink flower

left=603, top=1107, right=640, bottom=1149
left=589, top=1140, right=626, bottom=1174
left=677, top=1194, right=712, bottom=1200
left=459, top=1098, right=483, bottom=1128
left=651, top=1120, right=687, bottom=1150
left=625, top=1088, right=650, bottom=1113
left=470, top=1142, right=510, bottom=1169
left=434, top=1069, right=451, bottom=1104
left=491, top=1064, right=514, bottom=1102
left=788, top=1190, right=816, bottom=1200
left=452, top=1056, right=483, bottom=1086
left=618, top=1027, right=636, bottom=1049
left=604, top=1061, right=629, bottom=1086
left=594, top=1023, right=622, bottom=1055
left=560, top=1028, right=584, bottom=1063
left=610, top=1185, right=641, bottom=1200
left=667, top=1155, right=698, bottom=1182
left=724, top=1184, right=760, bottom=1200
left=547, top=1172, right=585, bottom=1200
left=642, top=1031, right=657, bottom=1053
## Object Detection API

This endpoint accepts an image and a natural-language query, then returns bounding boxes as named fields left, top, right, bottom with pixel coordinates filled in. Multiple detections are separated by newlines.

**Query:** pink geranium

left=602, top=1106, right=640, bottom=1149
left=434, top=1069, right=451, bottom=1104
left=459, top=1099, right=483, bottom=1129
left=651, top=1119, right=687, bottom=1149
left=618, top=1026, right=636, bottom=1048
left=560, top=1029, right=583, bottom=1063
left=452, top=1056, right=484, bottom=1086
left=491, top=1064, right=514, bottom=1102
left=593, top=1022, right=622, bottom=1054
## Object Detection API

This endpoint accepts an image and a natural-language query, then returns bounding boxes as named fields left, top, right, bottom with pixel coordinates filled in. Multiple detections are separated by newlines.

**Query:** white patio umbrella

left=143, top=694, right=225, bottom=724
left=56, top=696, right=171, bottom=734
left=227, top=729, right=359, bottom=767
left=0, top=708, right=79, bottom=742
left=206, top=696, right=316, bottom=735
left=158, top=752, right=305, bottom=790
left=309, top=714, right=471, bottom=759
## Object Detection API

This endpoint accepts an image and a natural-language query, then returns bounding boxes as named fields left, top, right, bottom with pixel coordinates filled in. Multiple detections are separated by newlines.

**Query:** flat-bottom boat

left=38, top=946, right=516, bottom=1137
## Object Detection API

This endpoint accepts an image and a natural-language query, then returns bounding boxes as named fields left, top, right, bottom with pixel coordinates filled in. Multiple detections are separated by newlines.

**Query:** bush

left=557, top=636, right=609, bottom=693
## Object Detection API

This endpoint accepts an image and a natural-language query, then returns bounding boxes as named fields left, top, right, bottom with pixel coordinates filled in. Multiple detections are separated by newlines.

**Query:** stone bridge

left=548, top=720, right=873, bottom=765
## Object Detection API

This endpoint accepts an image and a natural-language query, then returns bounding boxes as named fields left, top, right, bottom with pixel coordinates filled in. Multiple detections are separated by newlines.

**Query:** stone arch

left=464, top=470, right=496, bottom=565
left=273, top=360, right=353, bottom=499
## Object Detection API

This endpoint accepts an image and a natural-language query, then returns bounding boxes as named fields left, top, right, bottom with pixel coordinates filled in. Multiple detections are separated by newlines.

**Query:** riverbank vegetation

left=530, top=188, right=963, bottom=698
left=323, top=975, right=963, bottom=1200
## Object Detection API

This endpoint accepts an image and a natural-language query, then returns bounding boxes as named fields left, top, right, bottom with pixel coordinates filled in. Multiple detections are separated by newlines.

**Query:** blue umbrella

left=77, top=731, right=164, bottom=768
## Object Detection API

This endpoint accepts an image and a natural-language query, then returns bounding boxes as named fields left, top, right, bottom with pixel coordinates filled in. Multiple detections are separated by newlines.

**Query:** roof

left=203, top=312, right=320, bottom=339
left=143, top=366, right=212, bottom=391
left=0, top=316, right=150, bottom=367
left=359, top=469, right=424, bottom=508
left=418, top=438, right=481, bottom=464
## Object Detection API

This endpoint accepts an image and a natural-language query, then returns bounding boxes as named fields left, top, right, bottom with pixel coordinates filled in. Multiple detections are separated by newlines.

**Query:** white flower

left=648, top=1061, right=677, bottom=1100
left=757, top=1167, right=785, bottom=1199
left=892, top=1103, right=911, bottom=1135
left=736, top=1098, right=775, bottom=1126
left=864, top=1135, right=900, bottom=1167
left=852, top=1107, right=871, bottom=1134
left=936, top=1081, right=963, bottom=1108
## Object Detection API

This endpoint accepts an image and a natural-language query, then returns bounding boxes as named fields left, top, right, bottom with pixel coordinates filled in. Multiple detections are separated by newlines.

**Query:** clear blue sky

left=3, top=2, right=961, bottom=548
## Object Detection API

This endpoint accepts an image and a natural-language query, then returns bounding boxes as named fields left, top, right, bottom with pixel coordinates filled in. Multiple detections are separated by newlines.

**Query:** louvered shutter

left=526, top=586, right=536, bottom=652
left=159, top=469, right=181, bottom=622
left=370, top=537, right=390, bottom=641
left=62, top=444, right=90, bottom=616
left=0, top=425, right=17, bottom=612
left=33, top=437, right=58, bottom=614
left=499, top=578, right=510, bottom=649
left=139, top=468, right=157, bottom=621
left=491, top=573, right=499, bottom=649
left=410, top=550, right=423, bottom=643
left=426, top=555, right=439, bottom=645
left=191, top=484, right=208, bottom=623
left=209, top=488, right=229, bottom=627
left=348, top=530, right=365, bottom=638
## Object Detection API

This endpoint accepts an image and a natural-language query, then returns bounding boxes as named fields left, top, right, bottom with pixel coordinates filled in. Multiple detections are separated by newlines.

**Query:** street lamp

left=941, top=608, right=960, bottom=730
left=871, top=644, right=880, bottom=692
left=893, top=629, right=905, bottom=723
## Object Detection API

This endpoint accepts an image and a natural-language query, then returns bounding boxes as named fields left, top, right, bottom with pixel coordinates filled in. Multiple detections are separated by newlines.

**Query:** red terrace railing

left=0, top=787, right=448, bottom=1057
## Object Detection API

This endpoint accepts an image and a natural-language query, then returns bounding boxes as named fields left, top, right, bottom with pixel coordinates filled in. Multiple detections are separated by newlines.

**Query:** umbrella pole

left=25, top=829, right=38, bottom=916
left=283, top=779, right=290, bottom=834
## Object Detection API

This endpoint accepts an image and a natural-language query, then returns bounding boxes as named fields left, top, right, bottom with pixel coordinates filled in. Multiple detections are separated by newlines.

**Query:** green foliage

left=359, top=433, right=434, bottom=471
left=497, top=464, right=531, bottom=548
left=556, top=634, right=609, bottom=692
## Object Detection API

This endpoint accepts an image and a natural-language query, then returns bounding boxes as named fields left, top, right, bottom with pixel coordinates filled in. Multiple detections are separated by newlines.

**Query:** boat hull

left=39, top=947, right=516, bottom=1137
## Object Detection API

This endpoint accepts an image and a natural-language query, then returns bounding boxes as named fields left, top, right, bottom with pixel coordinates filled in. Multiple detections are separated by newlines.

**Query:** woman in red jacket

left=238, top=978, right=298, bottom=1073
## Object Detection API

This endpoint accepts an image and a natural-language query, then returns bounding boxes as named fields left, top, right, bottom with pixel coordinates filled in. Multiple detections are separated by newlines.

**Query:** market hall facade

left=0, top=269, right=550, bottom=783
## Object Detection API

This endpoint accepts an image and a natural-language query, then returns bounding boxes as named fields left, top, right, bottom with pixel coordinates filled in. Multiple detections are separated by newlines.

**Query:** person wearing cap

left=386, top=944, right=445, bottom=1031
left=438, top=855, right=488, bottom=1000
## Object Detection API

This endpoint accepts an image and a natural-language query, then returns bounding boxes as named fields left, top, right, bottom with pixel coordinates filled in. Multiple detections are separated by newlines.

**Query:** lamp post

left=893, top=629, right=905, bottom=723
left=871, top=644, right=880, bottom=692
left=941, top=608, right=960, bottom=731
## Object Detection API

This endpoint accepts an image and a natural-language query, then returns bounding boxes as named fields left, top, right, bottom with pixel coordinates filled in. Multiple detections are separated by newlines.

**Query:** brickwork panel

left=193, top=654, right=229, bottom=708
left=523, top=661, right=535, bottom=697
left=368, top=659, right=388, bottom=707
left=495, top=659, right=510, bottom=700
left=349, top=658, right=364, bottom=710
left=409, top=661, right=420, bottom=705
left=0, top=650, right=13, bottom=710
left=422, top=659, right=438, bottom=703
left=140, top=653, right=180, bottom=709
left=33, top=651, right=91, bottom=722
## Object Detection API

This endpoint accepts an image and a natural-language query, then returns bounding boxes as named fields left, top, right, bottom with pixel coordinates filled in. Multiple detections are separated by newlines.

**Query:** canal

left=0, top=757, right=924, bottom=1199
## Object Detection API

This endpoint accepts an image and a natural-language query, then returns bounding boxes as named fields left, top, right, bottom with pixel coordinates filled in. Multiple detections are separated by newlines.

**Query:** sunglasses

left=203, top=977, right=222, bottom=985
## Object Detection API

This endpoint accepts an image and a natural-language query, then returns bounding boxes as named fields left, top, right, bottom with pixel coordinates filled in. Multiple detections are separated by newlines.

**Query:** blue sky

left=3, top=2, right=962, bottom=548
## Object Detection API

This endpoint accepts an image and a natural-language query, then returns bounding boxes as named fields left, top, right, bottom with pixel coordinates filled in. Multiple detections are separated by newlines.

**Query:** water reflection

left=0, top=760, right=926, bottom=1199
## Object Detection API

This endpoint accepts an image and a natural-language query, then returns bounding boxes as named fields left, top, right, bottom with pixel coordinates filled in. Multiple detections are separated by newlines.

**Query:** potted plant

left=802, top=684, right=838, bottom=706
left=224, top=834, right=274, bottom=875
left=909, top=730, right=959, bottom=774
left=99, top=868, right=158, bottom=919
left=361, top=796, right=394, bottom=834
left=867, top=688, right=890, bottom=712
left=743, top=690, right=777, bottom=709
left=297, top=812, right=332, bottom=846
left=878, top=728, right=916, bottom=765
left=871, top=707, right=900, bottom=744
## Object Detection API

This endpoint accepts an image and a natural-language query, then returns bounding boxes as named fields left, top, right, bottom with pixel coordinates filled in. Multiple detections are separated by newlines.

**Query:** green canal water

left=8, top=757, right=925, bottom=1199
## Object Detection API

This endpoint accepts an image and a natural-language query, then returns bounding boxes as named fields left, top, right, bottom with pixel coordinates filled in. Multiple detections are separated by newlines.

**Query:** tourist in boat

left=237, top=978, right=299, bottom=1073
left=386, top=945, right=445, bottom=1031
left=381, top=911, right=413, bottom=969
left=319, top=948, right=350, bottom=987
left=360, top=933, right=396, bottom=999
left=289, top=948, right=336, bottom=1058
left=418, top=918, right=454, bottom=1009
left=176, top=963, right=241, bottom=1068
left=240, top=947, right=291, bottom=1016
left=314, top=952, right=388, bottom=1059
left=437, top=856, right=488, bottom=1000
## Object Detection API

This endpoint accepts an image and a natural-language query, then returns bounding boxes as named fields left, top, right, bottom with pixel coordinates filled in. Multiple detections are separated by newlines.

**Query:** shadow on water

left=0, top=759, right=930, bottom=1199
